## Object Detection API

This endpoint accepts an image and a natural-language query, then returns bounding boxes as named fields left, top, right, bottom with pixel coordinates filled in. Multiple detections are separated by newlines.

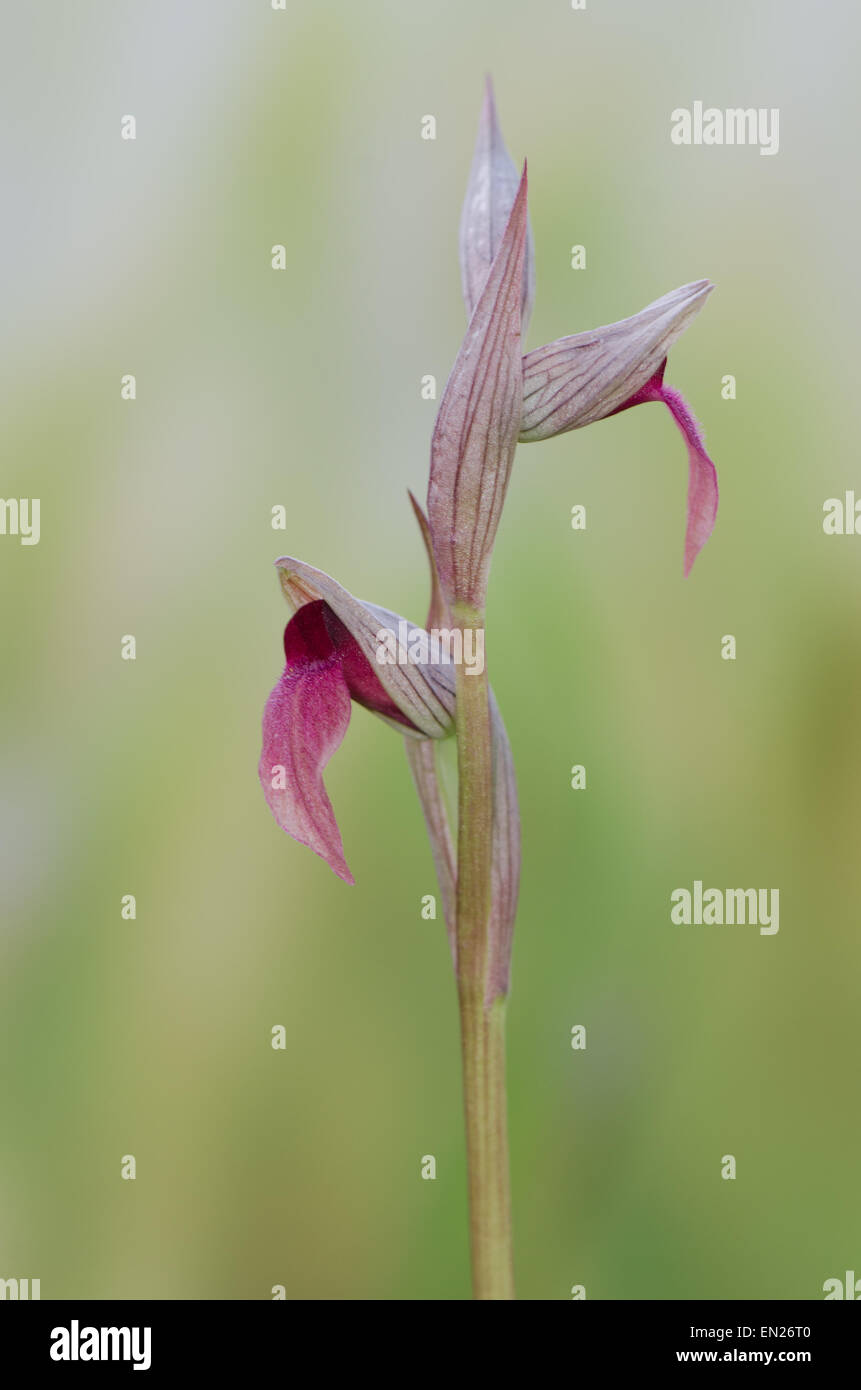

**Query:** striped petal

left=428, top=167, right=528, bottom=613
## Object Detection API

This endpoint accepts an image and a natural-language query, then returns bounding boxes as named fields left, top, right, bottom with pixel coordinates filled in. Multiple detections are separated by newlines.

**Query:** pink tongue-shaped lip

left=286, top=601, right=416, bottom=730
left=260, top=608, right=354, bottom=884
left=260, top=601, right=423, bottom=885
left=613, top=359, right=718, bottom=576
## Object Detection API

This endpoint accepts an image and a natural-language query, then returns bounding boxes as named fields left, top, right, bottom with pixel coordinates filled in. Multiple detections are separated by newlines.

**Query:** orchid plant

left=260, top=79, right=718, bottom=1300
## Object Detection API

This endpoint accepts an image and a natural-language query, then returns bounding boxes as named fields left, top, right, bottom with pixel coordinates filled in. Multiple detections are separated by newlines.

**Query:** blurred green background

left=1, top=0, right=859, bottom=1300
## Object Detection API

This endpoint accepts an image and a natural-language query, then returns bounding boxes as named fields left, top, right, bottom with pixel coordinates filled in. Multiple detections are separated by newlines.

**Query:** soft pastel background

left=1, top=0, right=859, bottom=1300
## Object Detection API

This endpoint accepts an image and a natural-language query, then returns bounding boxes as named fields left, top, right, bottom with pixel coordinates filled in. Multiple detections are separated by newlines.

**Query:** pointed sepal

left=519, top=280, right=712, bottom=440
left=460, top=76, right=536, bottom=333
left=428, top=168, right=528, bottom=613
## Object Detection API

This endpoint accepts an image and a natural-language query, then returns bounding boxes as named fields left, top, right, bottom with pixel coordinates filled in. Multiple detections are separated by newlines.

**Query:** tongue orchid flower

left=443, top=77, right=718, bottom=587
left=518, top=285, right=717, bottom=577
left=259, top=558, right=454, bottom=885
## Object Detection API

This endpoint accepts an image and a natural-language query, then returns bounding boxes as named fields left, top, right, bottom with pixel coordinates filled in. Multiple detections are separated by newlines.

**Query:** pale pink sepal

left=460, top=76, right=536, bottom=333
left=519, top=280, right=712, bottom=440
left=428, top=167, right=528, bottom=612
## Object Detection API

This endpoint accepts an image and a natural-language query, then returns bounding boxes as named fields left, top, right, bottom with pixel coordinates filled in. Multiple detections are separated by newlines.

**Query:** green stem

left=403, top=735, right=457, bottom=965
left=453, top=604, right=514, bottom=1300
